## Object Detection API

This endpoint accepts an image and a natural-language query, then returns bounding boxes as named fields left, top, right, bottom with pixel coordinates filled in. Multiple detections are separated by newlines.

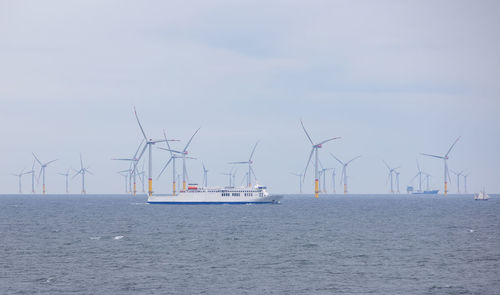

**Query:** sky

left=1, top=0, right=499, bottom=194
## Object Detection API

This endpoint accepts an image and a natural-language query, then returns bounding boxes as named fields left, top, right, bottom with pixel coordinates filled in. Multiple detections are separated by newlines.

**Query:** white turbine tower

left=58, top=169, right=71, bottom=194
left=25, top=160, right=36, bottom=193
left=463, top=172, right=470, bottom=194
left=330, top=153, right=361, bottom=194
left=74, top=153, right=93, bottom=194
left=383, top=161, right=400, bottom=194
left=229, top=141, right=259, bottom=187
left=421, top=136, right=460, bottom=196
left=118, top=170, right=129, bottom=193
left=32, top=153, right=57, bottom=194
left=331, top=168, right=336, bottom=194
left=11, top=169, right=26, bottom=194
left=291, top=172, right=303, bottom=193
left=202, top=162, right=209, bottom=187
left=301, top=120, right=340, bottom=198
left=451, top=170, right=464, bottom=193
left=395, top=171, right=401, bottom=194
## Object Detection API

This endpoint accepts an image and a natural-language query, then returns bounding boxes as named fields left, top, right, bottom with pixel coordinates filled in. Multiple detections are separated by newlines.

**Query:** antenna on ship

left=421, top=136, right=460, bottom=196
left=202, top=162, right=209, bottom=188
left=300, top=120, right=340, bottom=198
left=330, top=153, right=361, bottom=194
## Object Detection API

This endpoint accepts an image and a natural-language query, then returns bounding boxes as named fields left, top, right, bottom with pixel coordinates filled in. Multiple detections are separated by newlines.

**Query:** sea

left=0, top=194, right=499, bottom=294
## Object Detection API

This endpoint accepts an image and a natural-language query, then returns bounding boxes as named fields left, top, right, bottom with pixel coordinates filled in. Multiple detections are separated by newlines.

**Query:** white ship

left=148, top=184, right=283, bottom=204
left=474, top=190, right=490, bottom=200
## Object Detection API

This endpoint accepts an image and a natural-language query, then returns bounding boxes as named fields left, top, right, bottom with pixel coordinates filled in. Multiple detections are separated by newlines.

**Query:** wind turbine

left=202, top=162, right=209, bottom=187
left=221, top=171, right=232, bottom=187
left=411, top=160, right=425, bottom=193
left=301, top=120, right=340, bottom=198
left=395, top=171, right=401, bottom=194
left=32, top=153, right=57, bottom=194
left=112, top=140, right=144, bottom=196
left=25, top=160, right=36, bottom=193
left=291, top=172, right=303, bottom=193
left=74, top=153, right=93, bottom=194
left=229, top=141, right=259, bottom=187
left=330, top=153, right=361, bottom=194
left=11, top=169, right=26, bottom=193
left=451, top=170, right=464, bottom=193
left=421, top=136, right=461, bottom=196
left=158, top=130, right=197, bottom=195
left=58, top=169, right=71, bottom=194
left=133, top=107, right=177, bottom=196
left=463, top=172, right=470, bottom=193
left=331, top=169, right=336, bottom=194
left=158, top=128, right=200, bottom=192
left=118, top=170, right=129, bottom=193
left=424, top=172, right=432, bottom=191
left=383, top=161, right=400, bottom=194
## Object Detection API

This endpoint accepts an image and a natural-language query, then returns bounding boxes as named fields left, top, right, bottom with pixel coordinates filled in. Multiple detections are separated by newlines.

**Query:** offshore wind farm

left=1, top=1, right=499, bottom=294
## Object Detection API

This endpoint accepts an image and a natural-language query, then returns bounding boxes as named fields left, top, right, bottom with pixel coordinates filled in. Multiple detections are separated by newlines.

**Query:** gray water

left=0, top=194, right=499, bottom=294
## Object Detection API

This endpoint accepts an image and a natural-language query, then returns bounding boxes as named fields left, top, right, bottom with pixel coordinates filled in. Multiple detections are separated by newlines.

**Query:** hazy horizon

left=1, top=1, right=499, bottom=194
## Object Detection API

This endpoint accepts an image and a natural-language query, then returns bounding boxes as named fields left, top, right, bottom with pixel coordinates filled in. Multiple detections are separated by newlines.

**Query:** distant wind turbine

left=25, top=160, right=36, bottom=193
left=202, top=162, right=209, bottom=187
left=11, top=169, right=26, bottom=194
left=73, top=153, right=93, bottom=194
left=291, top=172, right=303, bottom=193
left=229, top=141, right=259, bottom=187
left=158, top=128, right=200, bottom=192
left=383, top=161, right=400, bottom=194
left=32, top=153, right=57, bottom=194
left=112, top=140, right=144, bottom=196
left=421, top=136, right=461, bottom=196
left=331, top=168, right=336, bottom=194
left=463, top=172, right=470, bottom=193
left=451, top=169, right=464, bottom=193
left=58, top=168, right=71, bottom=194
left=301, top=120, right=340, bottom=198
left=330, top=153, right=361, bottom=194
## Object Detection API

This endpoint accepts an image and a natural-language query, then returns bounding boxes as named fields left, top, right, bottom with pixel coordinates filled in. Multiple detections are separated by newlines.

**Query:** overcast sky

left=1, top=0, right=499, bottom=195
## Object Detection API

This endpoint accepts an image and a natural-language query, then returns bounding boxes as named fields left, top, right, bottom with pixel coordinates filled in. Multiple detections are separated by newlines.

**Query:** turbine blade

left=137, top=144, right=148, bottom=161
left=133, top=139, right=145, bottom=159
left=420, top=153, right=445, bottom=159
left=303, top=148, right=314, bottom=181
left=228, top=161, right=249, bottom=164
left=157, top=157, right=173, bottom=179
left=183, top=127, right=200, bottom=152
left=249, top=141, right=259, bottom=162
left=133, top=107, right=148, bottom=141
left=329, top=152, right=343, bottom=165
left=163, top=130, right=173, bottom=157
left=157, top=147, right=183, bottom=154
left=445, top=136, right=461, bottom=157
left=300, top=120, right=315, bottom=145
left=45, top=159, right=57, bottom=166
left=318, top=137, right=341, bottom=146
left=32, top=153, right=42, bottom=165
left=346, top=155, right=361, bottom=165
left=80, top=153, right=83, bottom=170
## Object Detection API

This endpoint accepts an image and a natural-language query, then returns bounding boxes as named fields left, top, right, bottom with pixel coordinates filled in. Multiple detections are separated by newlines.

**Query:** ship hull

left=412, top=190, right=439, bottom=195
left=148, top=193, right=282, bottom=204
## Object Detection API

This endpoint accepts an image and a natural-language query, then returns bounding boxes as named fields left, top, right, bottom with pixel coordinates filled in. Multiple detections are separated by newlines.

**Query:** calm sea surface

left=0, top=194, right=499, bottom=294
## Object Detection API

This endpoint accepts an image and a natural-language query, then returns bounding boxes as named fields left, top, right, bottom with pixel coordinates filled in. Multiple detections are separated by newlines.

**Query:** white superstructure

left=148, top=184, right=282, bottom=204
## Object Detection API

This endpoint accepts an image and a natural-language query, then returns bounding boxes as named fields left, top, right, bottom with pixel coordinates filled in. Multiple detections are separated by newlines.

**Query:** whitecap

left=113, top=235, right=124, bottom=240
left=468, top=229, right=475, bottom=233
left=89, top=236, right=101, bottom=240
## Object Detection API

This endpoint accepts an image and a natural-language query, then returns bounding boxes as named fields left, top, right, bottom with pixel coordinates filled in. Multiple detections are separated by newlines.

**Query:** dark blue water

left=1, top=194, right=499, bottom=294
